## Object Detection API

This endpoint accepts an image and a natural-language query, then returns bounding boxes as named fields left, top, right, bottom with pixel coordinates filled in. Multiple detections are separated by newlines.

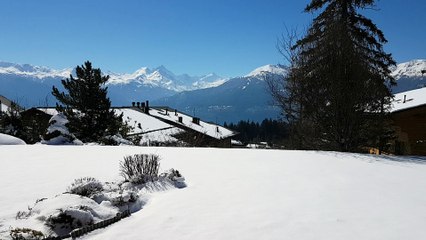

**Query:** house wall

left=392, top=106, right=426, bottom=155
left=0, top=95, right=12, bottom=113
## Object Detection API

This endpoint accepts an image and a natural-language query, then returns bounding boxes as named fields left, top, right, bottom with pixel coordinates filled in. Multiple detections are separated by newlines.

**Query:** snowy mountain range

left=152, top=65, right=286, bottom=123
left=0, top=60, right=425, bottom=123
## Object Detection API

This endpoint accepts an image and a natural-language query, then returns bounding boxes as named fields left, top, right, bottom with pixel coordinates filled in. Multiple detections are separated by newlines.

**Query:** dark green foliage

left=0, top=102, right=24, bottom=137
left=226, top=119, right=289, bottom=147
left=274, top=0, right=395, bottom=152
left=52, top=61, right=126, bottom=143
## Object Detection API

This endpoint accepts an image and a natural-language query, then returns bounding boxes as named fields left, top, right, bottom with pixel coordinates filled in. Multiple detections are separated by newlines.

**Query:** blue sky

left=0, top=0, right=425, bottom=77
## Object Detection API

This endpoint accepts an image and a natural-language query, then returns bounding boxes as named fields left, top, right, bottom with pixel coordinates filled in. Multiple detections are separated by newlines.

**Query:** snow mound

left=0, top=133, right=26, bottom=145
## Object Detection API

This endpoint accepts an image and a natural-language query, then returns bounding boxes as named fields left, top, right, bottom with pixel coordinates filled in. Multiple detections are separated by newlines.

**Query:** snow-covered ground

left=0, top=133, right=26, bottom=145
left=1, top=146, right=426, bottom=239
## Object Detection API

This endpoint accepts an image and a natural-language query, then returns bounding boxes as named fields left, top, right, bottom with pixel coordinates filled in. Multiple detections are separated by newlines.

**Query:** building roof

left=149, top=107, right=237, bottom=139
left=391, top=87, right=426, bottom=113
left=37, top=106, right=237, bottom=140
left=0, top=95, right=12, bottom=112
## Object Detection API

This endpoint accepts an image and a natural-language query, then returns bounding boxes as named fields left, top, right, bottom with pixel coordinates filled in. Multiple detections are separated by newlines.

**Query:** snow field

left=1, top=146, right=426, bottom=240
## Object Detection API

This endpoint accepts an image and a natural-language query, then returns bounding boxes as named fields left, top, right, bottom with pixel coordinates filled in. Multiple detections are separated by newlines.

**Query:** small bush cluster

left=67, top=177, right=103, bottom=197
left=119, top=154, right=160, bottom=184
left=10, top=228, right=44, bottom=240
left=10, top=153, right=186, bottom=239
left=46, top=207, right=94, bottom=232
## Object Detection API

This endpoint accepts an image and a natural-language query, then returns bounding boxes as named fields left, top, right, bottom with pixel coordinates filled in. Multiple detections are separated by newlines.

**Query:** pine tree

left=52, top=61, right=125, bottom=143
left=281, top=0, right=396, bottom=152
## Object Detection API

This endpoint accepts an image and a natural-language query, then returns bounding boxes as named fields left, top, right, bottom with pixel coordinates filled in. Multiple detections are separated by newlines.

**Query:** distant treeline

left=224, top=119, right=289, bottom=146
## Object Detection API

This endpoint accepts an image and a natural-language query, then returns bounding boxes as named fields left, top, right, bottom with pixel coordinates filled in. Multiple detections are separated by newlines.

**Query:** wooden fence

left=43, top=209, right=131, bottom=239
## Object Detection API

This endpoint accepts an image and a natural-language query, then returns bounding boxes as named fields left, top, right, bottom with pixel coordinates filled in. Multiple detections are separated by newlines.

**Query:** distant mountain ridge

left=0, top=61, right=225, bottom=107
left=0, top=60, right=425, bottom=123
left=391, top=59, right=426, bottom=93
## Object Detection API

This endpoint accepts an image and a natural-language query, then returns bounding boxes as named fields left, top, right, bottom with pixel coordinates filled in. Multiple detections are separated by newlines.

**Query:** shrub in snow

left=67, top=177, right=103, bottom=197
left=101, top=134, right=133, bottom=146
left=10, top=228, right=44, bottom=240
left=45, top=207, right=94, bottom=232
left=161, top=168, right=187, bottom=188
left=120, top=154, right=160, bottom=184
left=42, top=113, right=82, bottom=145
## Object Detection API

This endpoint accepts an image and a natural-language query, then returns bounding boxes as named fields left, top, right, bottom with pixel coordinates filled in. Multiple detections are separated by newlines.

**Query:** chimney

left=175, top=109, right=177, bottom=116
left=136, top=102, right=140, bottom=108
left=178, top=116, right=183, bottom=123
left=165, top=109, right=168, bottom=115
left=145, top=101, right=149, bottom=114
left=192, top=117, right=200, bottom=125
left=403, top=95, right=407, bottom=103
left=141, top=102, right=145, bottom=109
left=216, top=126, right=219, bottom=133
left=132, top=102, right=135, bottom=107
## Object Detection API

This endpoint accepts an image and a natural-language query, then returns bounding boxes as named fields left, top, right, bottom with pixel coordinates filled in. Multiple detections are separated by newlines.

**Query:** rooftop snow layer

left=115, top=108, right=173, bottom=134
left=149, top=107, right=236, bottom=139
left=391, top=87, right=426, bottom=112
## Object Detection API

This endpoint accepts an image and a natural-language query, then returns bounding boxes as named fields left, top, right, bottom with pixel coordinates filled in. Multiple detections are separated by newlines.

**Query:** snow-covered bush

left=67, top=177, right=103, bottom=197
left=42, top=113, right=82, bottom=145
left=161, top=168, right=187, bottom=188
left=101, top=134, right=133, bottom=146
left=10, top=228, right=44, bottom=240
left=120, top=154, right=160, bottom=184
left=45, top=207, right=94, bottom=232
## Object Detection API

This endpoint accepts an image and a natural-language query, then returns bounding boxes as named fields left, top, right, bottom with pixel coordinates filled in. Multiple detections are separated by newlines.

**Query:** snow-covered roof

left=391, top=87, right=426, bottom=113
left=114, top=108, right=174, bottom=134
left=0, top=95, right=12, bottom=112
left=149, top=107, right=237, bottom=139
left=37, top=108, right=59, bottom=116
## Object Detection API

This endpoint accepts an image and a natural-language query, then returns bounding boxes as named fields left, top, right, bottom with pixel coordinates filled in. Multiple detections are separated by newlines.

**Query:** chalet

left=0, top=95, right=12, bottom=113
left=390, top=88, right=426, bottom=155
left=34, top=102, right=238, bottom=147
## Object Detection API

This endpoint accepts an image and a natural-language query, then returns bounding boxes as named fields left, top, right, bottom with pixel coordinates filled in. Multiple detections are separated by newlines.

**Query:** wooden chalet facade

left=390, top=88, right=426, bottom=155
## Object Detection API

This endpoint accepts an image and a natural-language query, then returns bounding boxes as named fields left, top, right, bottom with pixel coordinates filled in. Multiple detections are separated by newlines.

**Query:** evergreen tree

left=52, top=61, right=125, bottom=143
left=278, top=0, right=396, bottom=152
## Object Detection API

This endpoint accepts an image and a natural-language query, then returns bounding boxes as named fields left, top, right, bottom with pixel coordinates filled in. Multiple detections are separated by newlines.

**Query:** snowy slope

left=1, top=146, right=426, bottom=240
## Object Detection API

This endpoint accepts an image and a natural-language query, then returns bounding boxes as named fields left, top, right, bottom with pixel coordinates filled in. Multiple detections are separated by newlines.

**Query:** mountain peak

left=0, top=61, right=71, bottom=79
left=392, top=59, right=426, bottom=79
left=245, top=64, right=287, bottom=78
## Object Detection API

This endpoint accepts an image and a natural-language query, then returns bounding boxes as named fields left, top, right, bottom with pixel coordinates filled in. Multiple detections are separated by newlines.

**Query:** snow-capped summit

left=108, top=65, right=225, bottom=92
left=391, top=59, right=426, bottom=79
left=0, top=61, right=71, bottom=79
left=245, top=64, right=287, bottom=78
left=391, top=59, right=426, bottom=93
